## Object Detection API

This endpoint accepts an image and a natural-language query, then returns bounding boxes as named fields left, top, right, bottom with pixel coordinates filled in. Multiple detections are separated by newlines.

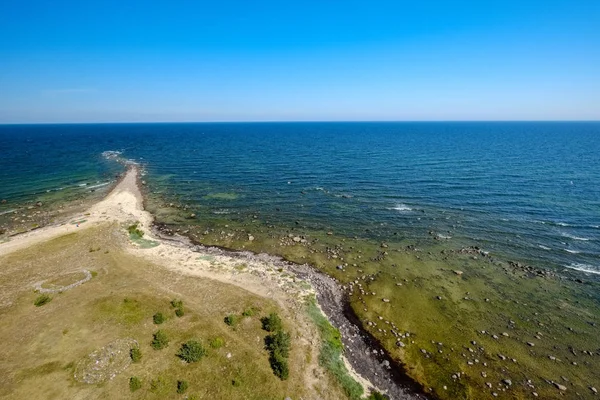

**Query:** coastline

left=0, top=165, right=427, bottom=399
left=3, top=164, right=599, bottom=399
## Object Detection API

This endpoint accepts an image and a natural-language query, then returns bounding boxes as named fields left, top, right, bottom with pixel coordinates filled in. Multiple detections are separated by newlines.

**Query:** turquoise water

left=1, top=122, right=599, bottom=273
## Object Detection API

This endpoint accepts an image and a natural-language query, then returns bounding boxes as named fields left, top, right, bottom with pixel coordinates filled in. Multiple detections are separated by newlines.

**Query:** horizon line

left=1, top=119, right=600, bottom=126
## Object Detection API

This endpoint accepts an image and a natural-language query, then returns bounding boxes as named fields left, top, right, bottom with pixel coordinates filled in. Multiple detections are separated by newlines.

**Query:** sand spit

left=0, top=166, right=427, bottom=400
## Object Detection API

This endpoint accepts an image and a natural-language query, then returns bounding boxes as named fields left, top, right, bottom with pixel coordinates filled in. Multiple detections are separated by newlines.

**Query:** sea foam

left=566, top=263, right=600, bottom=275
left=390, top=204, right=412, bottom=212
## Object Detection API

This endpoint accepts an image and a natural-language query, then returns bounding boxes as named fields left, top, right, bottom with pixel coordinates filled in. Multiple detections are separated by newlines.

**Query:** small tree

left=224, top=314, right=238, bottom=327
left=129, top=376, right=142, bottom=392
left=176, top=340, right=207, bottom=363
left=261, top=312, right=283, bottom=332
left=153, top=312, right=166, bottom=324
left=269, top=352, right=289, bottom=380
left=265, top=330, right=291, bottom=358
left=170, top=299, right=183, bottom=308
left=151, top=330, right=169, bottom=350
left=175, top=307, right=185, bottom=317
left=130, top=346, right=142, bottom=363
left=176, top=380, right=189, bottom=394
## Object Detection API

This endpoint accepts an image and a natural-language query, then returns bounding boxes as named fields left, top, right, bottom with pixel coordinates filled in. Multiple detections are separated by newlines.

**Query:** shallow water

left=1, top=122, right=599, bottom=274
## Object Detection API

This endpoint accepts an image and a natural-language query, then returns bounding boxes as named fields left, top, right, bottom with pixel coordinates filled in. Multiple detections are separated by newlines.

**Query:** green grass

left=209, top=337, right=225, bottom=349
left=307, top=298, right=363, bottom=400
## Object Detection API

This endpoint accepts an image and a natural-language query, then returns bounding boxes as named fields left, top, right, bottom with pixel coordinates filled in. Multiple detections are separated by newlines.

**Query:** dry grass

left=0, top=224, right=344, bottom=399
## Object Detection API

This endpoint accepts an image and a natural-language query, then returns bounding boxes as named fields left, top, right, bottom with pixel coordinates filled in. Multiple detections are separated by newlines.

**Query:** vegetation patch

left=176, top=340, right=207, bottom=363
left=224, top=314, right=238, bottom=327
left=130, top=346, right=142, bottom=363
left=34, top=294, right=52, bottom=307
left=177, top=379, right=189, bottom=394
left=129, top=376, right=142, bottom=392
left=209, top=337, right=224, bottom=349
left=261, top=312, right=283, bottom=332
left=261, top=312, right=291, bottom=380
left=153, top=312, right=166, bottom=324
left=307, top=299, right=363, bottom=399
left=151, top=330, right=169, bottom=350
left=171, top=299, right=185, bottom=317
left=127, top=223, right=144, bottom=239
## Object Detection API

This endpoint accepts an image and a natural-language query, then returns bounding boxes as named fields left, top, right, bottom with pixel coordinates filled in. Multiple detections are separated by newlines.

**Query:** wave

left=0, top=209, right=16, bottom=216
left=564, top=249, right=581, bottom=254
left=101, top=150, right=122, bottom=159
left=538, top=245, right=551, bottom=250
left=390, top=203, right=412, bottom=212
left=86, top=182, right=112, bottom=190
left=561, top=232, right=591, bottom=241
left=565, top=263, right=600, bottom=275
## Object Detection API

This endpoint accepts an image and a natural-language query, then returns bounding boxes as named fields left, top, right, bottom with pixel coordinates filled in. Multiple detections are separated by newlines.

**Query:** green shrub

left=269, top=352, right=289, bottom=380
left=175, top=307, right=185, bottom=317
left=130, top=346, right=142, bottom=363
left=242, top=307, right=256, bottom=317
left=261, top=312, right=283, bottom=332
left=153, top=312, right=166, bottom=324
left=128, top=223, right=144, bottom=239
left=224, top=314, right=238, bottom=327
left=265, top=330, right=291, bottom=358
left=151, top=330, right=169, bottom=350
left=170, top=299, right=183, bottom=308
left=209, top=337, right=224, bottom=349
left=34, top=294, right=52, bottom=307
left=150, top=376, right=168, bottom=393
left=176, top=380, right=189, bottom=394
left=368, top=391, right=387, bottom=400
left=231, top=378, right=241, bottom=387
left=129, top=376, right=142, bottom=392
left=176, top=340, right=207, bottom=363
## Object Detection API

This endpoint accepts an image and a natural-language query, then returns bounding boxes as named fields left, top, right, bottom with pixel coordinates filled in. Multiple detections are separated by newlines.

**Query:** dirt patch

left=74, top=338, right=138, bottom=384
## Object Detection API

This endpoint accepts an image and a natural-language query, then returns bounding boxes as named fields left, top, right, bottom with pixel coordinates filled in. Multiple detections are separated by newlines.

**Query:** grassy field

left=0, top=224, right=346, bottom=400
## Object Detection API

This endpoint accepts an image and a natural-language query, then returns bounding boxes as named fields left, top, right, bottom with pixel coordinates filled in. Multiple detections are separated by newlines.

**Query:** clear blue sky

left=1, top=1, right=599, bottom=122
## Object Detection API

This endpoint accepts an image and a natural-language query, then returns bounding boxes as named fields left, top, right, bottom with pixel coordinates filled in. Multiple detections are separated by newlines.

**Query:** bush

left=265, top=330, right=291, bottom=358
left=269, top=352, right=289, bottom=380
left=170, top=299, right=183, bottom=308
left=153, top=312, right=166, bottom=324
left=129, top=376, right=142, bottom=392
left=130, top=346, right=142, bottom=363
left=34, top=294, right=52, bottom=307
left=175, top=307, right=185, bottom=317
left=224, top=314, right=238, bottom=327
left=242, top=307, right=256, bottom=317
left=128, top=223, right=144, bottom=239
left=176, top=340, right=207, bottom=363
left=209, top=337, right=224, bottom=349
left=261, top=313, right=283, bottom=332
left=151, top=330, right=169, bottom=350
left=368, top=391, right=388, bottom=400
left=176, top=380, right=189, bottom=394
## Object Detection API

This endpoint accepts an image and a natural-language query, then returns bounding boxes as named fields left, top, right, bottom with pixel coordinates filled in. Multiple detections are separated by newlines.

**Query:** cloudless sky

left=0, top=0, right=599, bottom=122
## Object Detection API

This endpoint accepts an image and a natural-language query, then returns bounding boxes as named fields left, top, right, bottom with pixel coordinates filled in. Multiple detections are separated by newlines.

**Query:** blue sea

left=1, top=122, right=599, bottom=274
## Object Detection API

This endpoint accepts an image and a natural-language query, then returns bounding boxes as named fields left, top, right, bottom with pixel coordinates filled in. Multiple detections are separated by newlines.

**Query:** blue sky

left=0, top=1, right=599, bottom=122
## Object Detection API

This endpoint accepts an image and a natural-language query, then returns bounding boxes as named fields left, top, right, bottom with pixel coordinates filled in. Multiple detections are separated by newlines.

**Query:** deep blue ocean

left=1, top=122, right=599, bottom=274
